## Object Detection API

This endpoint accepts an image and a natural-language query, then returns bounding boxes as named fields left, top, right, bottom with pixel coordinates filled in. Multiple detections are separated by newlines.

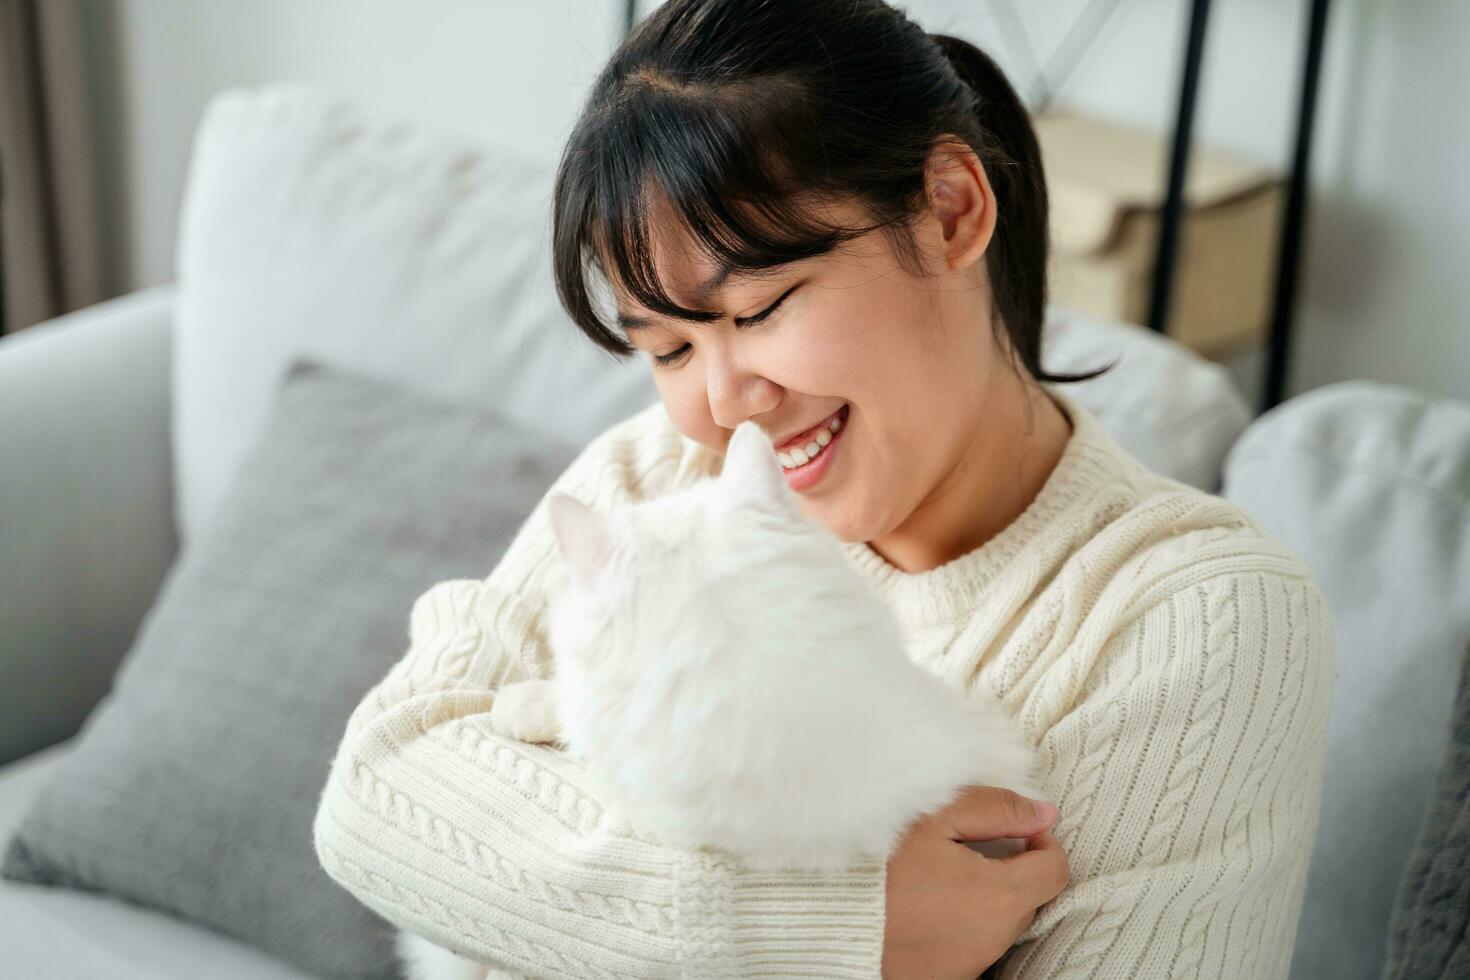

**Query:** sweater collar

left=838, top=385, right=1129, bottom=628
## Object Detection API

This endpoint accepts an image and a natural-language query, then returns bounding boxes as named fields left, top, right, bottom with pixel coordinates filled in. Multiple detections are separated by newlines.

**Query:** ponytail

left=928, top=32, right=1110, bottom=385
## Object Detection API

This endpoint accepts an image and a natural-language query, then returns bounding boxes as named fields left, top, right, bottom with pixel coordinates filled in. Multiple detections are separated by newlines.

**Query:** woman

left=312, top=1, right=1335, bottom=977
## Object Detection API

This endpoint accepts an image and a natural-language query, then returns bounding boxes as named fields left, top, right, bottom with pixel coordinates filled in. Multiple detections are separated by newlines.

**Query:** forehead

left=598, top=189, right=880, bottom=331
left=620, top=194, right=714, bottom=293
left=613, top=261, right=784, bottom=329
left=608, top=235, right=788, bottom=331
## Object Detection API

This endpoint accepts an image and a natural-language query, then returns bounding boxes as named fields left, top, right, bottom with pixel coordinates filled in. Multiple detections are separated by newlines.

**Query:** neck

left=864, top=371, right=1074, bottom=574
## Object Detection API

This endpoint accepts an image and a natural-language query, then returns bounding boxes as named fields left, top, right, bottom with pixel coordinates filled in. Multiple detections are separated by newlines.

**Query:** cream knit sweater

left=311, top=384, right=1335, bottom=979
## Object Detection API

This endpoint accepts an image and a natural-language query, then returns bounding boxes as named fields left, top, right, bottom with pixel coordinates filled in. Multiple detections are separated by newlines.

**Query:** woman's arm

left=310, top=410, right=888, bottom=978
left=989, top=563, right=1336, bottom=980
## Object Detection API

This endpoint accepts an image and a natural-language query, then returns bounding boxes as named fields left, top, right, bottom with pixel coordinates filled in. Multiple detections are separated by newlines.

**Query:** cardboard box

left=1033, top=110, right=1285, bottom=361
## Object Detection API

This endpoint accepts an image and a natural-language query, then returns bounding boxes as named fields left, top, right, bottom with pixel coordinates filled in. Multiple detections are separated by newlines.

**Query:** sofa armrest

left=0, top=285, right=178, bottom=766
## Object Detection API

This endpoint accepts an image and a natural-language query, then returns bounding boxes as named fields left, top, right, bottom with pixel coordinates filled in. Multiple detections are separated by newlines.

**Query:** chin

left=804, top=504, right=864, bottom=543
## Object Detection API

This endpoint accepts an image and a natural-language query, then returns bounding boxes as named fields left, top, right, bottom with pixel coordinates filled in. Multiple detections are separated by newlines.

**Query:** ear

left=715, top=420, right=800, bottom=518
left=925, top=136, right=996, bottom=274
left=547, top=492, right=615, bottom=586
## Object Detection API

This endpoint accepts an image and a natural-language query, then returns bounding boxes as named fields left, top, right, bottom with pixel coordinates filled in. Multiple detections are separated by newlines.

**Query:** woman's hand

left=882, top=786, right=1069, bottom=980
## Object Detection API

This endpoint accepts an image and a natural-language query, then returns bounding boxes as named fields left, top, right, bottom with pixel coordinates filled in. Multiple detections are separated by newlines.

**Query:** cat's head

left=544, top=420, right=874, bottom=669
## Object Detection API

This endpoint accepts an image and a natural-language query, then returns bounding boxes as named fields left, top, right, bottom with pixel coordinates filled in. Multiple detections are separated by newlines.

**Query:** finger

left=943, top=785, right=1058, bottom=842
left=1022, top=828, right=1061, bottom=852
left=992, top=830, right=1070, bottom=901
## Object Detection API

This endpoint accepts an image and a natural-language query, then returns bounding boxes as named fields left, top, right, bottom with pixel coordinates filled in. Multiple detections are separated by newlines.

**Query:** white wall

left=90, top=0, right=1468, bottom=405
left=89, top=0, right=623, bottom=291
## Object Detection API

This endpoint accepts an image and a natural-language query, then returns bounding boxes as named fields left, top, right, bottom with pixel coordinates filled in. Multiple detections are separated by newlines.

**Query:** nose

left=705, top=342, right=780, bottom=432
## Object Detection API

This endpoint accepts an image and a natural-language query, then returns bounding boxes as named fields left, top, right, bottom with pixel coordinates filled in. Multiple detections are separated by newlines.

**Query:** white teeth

left=775, top=406, right=847, bottom=470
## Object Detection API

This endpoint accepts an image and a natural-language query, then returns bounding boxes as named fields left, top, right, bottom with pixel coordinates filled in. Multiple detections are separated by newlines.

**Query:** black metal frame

left=1150, top=0, right=1333, bottom=413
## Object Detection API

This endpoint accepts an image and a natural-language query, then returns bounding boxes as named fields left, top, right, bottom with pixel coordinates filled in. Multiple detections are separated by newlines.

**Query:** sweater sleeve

left=310, top=410, right=888, bottom=979
left=988, top=562, right=1336, bottom=980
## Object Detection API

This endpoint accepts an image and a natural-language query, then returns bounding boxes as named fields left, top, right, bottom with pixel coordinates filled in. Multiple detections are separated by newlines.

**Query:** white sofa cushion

left=172, top=83, right=658, bottom=544
left=1220, top=379, right=1470, bottom=979
left=1040, top=304, right=1253, bottom=493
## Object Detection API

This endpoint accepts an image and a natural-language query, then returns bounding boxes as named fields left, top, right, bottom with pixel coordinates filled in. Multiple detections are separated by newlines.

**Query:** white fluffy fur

left=395, top=929, right=518, bottom=980
left=397, top=419, right=1041, bottom=979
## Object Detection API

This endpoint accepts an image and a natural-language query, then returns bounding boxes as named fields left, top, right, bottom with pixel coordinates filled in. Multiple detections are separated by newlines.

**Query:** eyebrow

left=616, top=258, right=738, bottom=331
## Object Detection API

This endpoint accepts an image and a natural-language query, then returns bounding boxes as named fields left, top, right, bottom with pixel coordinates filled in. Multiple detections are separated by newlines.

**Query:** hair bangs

left=570, top=76, right=879, bottom=356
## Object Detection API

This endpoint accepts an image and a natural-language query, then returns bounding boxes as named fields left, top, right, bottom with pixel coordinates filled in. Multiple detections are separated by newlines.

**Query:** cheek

left=772, top=309, right=881, bottom=397
left=654, top=372, right=725, bottom=449
left=793, top=328, right=900, bottom=425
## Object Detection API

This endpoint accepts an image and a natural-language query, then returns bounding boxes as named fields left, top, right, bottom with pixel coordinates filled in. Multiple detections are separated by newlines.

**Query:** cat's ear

left=715, top=420, right=799, bottom=518
left=547, top=492, right=615, bottom=586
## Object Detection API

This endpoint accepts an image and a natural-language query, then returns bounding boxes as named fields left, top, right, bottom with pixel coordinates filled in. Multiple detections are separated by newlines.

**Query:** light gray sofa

left=1, top=84, right=1466, bottom=979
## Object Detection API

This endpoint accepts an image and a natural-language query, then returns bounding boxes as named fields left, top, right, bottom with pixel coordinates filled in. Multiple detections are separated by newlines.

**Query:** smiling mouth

left=774, top=403, right=848, bottom=451
left=776, top=404, right=848, bottom=469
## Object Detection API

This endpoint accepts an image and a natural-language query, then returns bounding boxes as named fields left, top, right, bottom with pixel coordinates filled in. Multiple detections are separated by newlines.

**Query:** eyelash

left=653, top=286, right=796, bottom=367
left=653, top=346, right=690, bottom=367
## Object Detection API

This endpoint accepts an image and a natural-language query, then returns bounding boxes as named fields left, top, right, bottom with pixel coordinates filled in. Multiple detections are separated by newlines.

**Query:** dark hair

left=550, top=0, right=1115, bottom=387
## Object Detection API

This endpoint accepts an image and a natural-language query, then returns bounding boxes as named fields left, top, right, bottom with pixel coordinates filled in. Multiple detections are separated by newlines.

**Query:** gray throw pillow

left=1, top=358, right=581, bottom=980
left=1382, top=637, right=1470, bottom=980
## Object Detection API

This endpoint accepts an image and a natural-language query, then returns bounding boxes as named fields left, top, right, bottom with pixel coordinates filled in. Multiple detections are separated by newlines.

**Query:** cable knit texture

left=311, top=385, right=1334, bottom=979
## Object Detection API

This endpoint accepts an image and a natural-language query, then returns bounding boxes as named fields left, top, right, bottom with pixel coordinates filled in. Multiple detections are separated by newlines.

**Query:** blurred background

left=3, top=0, right=1467, bottom=405
left=1, top=4, right=1466, bottom=980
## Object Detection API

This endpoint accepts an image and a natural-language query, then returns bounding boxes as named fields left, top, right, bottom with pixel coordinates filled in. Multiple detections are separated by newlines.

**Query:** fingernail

left=1032, top=799, right=1058, bottom=824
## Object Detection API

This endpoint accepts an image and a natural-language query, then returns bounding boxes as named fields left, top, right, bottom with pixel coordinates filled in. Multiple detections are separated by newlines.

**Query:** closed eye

left=734, top=282, right=801, bottom=327
left=652, top=282, right=801, bottom=367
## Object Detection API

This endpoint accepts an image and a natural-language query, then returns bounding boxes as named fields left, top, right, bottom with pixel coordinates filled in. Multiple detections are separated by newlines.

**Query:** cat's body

left=396, top=420, right=1041, bottom=980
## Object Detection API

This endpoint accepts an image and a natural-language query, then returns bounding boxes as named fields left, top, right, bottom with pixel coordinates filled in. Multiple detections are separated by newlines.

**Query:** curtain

left=0, top=0, right=105, bottom=334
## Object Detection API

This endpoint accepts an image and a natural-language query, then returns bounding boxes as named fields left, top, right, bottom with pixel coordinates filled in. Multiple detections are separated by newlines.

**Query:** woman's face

left=611, top=145, right=1003, bottom=545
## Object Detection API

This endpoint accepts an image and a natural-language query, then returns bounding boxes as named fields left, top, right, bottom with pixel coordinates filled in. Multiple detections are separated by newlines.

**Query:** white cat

left=396, top=419, right=1042, bottom=980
